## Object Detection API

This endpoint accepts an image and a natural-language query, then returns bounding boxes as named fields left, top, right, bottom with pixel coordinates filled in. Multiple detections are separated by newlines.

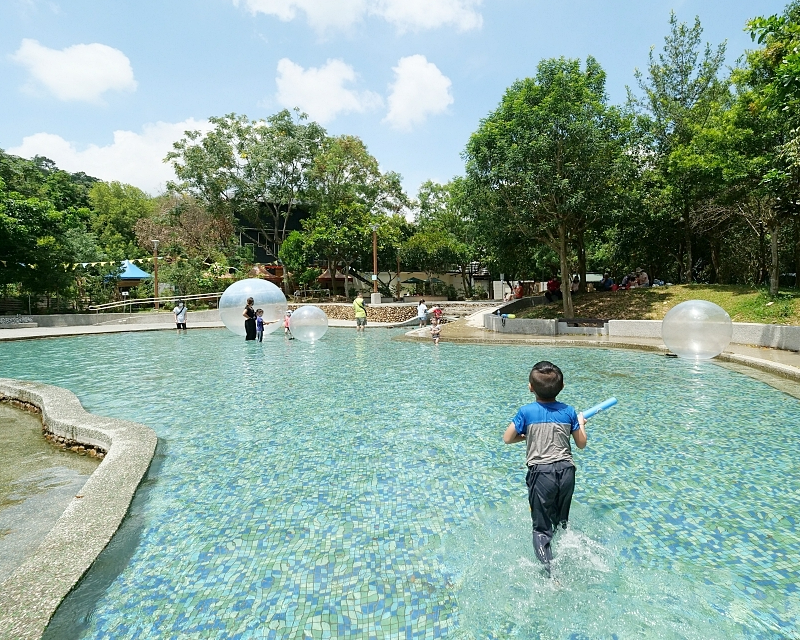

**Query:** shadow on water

left=42, top=442, right=167, bottom=640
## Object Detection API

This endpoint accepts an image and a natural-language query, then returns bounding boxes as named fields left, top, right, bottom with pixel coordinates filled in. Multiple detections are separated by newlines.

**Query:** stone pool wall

left=287, top=302, right=490, bottom=323
left=288, top=303, right=417, bottom=323
left=0, top=379, right=157, bottom=640
left=484, top=316, right=800, bottom=352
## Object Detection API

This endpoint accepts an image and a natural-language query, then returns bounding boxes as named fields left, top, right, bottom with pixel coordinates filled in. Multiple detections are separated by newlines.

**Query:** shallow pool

left=1, top=329, right=798, bottom=639
left=0, top=404, right=99, bottom=582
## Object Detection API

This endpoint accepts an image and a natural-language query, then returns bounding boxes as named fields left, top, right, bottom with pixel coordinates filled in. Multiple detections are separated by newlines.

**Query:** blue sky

left=0, top=0, right=786, bottom=197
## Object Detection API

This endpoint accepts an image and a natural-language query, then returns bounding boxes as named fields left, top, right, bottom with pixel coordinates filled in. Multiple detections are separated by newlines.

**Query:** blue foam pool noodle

left=581, top=397, right=617, bottom=420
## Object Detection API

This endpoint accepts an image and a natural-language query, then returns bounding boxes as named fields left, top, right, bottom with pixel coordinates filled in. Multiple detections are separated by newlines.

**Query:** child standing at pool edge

left=503, top=361, right=587, bottom=576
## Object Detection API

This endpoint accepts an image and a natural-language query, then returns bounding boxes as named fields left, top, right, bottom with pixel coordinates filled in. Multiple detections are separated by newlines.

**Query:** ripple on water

left=0, top=329, right=798, bottom=639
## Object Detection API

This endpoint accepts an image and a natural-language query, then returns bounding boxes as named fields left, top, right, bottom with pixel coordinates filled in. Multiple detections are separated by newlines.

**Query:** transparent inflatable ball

left=661, top=299, right=732, bottom=359
left=289, top=305, right=329, bottom=343
left=219, top=279, right=287, bottom=337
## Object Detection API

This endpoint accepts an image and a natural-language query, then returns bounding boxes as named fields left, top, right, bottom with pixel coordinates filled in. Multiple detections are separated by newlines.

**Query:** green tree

left=375, top=214, right=414, bottom=298
left=629, top=12, right=728, bottom=282
left=0, top=186, right=79, bottom=299
left=89, top=181, right=155, bottom=260
left=740, top=1, right=800, bottom=292
left=465, top=56, right=628, bottom=317
left=310, top=204, right=371, bottom=298
left=414, top=178, right=478, bottom=296
left=400, top=229, right=467, bottom=291
left=305, top=135, right=408, bottom=296
left=166, top=110, right=326, bottom=258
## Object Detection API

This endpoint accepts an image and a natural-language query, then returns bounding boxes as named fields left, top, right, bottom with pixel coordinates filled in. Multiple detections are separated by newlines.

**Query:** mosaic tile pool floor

left=1, top=329, right=799, bottom=639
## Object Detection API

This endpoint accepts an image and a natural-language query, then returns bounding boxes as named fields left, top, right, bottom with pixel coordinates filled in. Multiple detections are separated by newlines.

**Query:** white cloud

left=235, top=0, right=366, bottom=31
left=11, top=38, right=137, bottom=103
left=384, top=55, right=453, bottom=131
left=275, top=58, right=382, bottom=123
left=234, top=0, right=482, bottom=32
left=376, top=0, right=482, bottom=32
left=8, top=119, right=210, bottom=195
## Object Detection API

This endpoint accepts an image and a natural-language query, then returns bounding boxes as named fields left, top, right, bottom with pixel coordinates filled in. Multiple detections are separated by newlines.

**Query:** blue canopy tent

left=115, top=260, right=152, bottom=290
left=119, top=260, right=152, bottom=280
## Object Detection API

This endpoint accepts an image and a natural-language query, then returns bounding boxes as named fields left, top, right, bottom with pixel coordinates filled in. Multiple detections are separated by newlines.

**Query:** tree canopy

left=6, top=5, right=800, bottom=311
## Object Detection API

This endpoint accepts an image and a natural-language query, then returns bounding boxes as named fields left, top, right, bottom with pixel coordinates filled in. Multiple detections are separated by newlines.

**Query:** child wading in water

left=284, top=310, right=293, bottom=339
left=430, top=320, right=441, bottom=344
left=503, top=361, right=587, bottom=576
left=255, top=309, right=265, bottom=342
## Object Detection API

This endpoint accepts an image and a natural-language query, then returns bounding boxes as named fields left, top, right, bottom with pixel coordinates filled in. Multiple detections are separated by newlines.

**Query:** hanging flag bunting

left=0, top=255, right=186, bottom=269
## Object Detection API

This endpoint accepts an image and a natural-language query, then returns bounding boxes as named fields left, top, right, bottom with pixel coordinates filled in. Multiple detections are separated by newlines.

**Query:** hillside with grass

left=516, top=285, right=800, bottom=325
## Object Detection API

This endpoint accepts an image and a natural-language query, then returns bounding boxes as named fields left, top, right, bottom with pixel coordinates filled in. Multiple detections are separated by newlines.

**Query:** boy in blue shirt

left=503, top=361, right=587, bottom=575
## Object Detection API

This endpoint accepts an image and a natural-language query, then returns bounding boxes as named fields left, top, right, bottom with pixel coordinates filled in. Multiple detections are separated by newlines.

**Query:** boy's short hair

left=529, top=361, right=564, bottom=399
left=256, top=308, right=263, bottom=313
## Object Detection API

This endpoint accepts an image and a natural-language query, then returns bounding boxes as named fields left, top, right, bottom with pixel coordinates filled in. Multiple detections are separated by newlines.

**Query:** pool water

left=1, top=329, right=798, bottom=639
left=0, top=404, right=99, bottom=582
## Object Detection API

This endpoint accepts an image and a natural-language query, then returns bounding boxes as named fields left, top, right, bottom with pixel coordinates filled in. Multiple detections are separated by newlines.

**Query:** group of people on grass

left=598, top=267, right=649, bottom=292
left=504, top=267, right=652, bottom=304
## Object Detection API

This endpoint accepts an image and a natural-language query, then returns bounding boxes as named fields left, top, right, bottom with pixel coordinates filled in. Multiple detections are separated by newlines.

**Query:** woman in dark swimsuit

left=243, top=297, right=257, bottom=341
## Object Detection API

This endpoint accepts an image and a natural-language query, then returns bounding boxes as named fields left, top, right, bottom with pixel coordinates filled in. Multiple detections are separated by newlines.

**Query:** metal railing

left=87, top=292, right=224, bottom=313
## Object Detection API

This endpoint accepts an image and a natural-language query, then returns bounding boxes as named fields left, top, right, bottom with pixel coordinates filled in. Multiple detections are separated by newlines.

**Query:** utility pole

left=371, top=224, right=380, bottom=305
left=151, top=239, right=160, bottom=310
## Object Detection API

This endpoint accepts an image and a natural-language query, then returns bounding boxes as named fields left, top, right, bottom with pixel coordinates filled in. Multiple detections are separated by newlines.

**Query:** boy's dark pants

left=525, top=460, right=575, bottom=565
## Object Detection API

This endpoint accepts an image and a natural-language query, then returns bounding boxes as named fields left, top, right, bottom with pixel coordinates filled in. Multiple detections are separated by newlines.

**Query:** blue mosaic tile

left=2, top=330, right=799, bottom=639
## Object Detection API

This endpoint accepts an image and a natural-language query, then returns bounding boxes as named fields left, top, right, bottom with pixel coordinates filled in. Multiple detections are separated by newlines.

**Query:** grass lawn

left=515, top=285, right=800, bottom=325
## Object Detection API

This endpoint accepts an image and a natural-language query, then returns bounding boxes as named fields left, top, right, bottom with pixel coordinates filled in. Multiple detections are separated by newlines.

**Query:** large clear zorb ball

left=289, top=305, right=328, bottom=343
left=661, top=299, right=732, bottom=359
left=218, top=278, right=287, bottom=336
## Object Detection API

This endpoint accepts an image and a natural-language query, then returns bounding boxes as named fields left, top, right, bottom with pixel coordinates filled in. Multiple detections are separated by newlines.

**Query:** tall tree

left=414, top=178, right=478, bottom=297
left=306, top=135, right=408, bottom=296
left=740, top=1, right=800, bottom=293
left=89, top=181, right=155, bottom=260
left=465, top=56, right=628, bottom=317
left=375, top=213, right=414, bottom=297
left=166, top=110, right=326, bottom=258
left=134, top=194, right=236, bottom=261
left=629, top=12, right=728, bottom=282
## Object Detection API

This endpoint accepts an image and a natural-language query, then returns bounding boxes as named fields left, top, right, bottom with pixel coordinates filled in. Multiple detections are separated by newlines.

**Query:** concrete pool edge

left=401, top=326, right=800, bottom=385
left=0, top=379, right=157, bottom=640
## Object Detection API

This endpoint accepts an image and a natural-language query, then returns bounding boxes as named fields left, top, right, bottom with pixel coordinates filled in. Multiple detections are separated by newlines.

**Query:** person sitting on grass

left=620, top=273, right=635, bottom=290
left=545, top=277, right=562, bottom=302
left=598, top=273, right=614, bottom=291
